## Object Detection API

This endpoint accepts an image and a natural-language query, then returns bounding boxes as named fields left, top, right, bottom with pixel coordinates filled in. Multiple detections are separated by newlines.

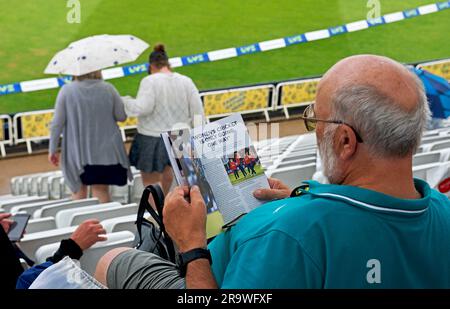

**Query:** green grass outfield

left=0, top=0, right=449, bottom=114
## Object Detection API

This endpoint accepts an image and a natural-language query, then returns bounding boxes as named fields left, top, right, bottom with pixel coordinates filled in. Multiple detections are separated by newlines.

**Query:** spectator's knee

left=94, top=247, right=132, bottom=287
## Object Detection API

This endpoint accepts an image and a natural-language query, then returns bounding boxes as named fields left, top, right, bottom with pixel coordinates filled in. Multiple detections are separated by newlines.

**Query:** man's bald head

left=315, top=54, right=430, bottom=161
left=318, top=55, right=421, bottom=114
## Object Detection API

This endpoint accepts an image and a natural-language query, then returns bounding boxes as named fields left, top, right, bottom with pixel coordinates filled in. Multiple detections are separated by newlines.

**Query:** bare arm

left=185, top=259, right=217, bottom=289
left=163, top=186, right=218, bottom=289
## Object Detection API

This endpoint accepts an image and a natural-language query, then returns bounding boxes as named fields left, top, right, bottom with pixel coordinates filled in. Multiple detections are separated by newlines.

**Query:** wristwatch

left=178, top=248, right=212, bottom=277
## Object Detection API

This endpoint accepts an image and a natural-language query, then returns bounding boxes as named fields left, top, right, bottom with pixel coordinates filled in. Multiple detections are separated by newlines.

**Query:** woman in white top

left=123, top=44, right=205, bottom=193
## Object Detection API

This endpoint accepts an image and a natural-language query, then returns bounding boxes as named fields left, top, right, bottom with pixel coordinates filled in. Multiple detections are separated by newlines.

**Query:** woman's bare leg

left=92, top=185, right=111, bottom=203
left=141, top=171, right=162, bottom=188
left=72, top=185, right=88, bottom=200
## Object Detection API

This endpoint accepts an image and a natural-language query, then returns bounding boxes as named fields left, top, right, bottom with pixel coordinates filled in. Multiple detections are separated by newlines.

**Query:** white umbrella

left=44, top=34, right=149, bottom=76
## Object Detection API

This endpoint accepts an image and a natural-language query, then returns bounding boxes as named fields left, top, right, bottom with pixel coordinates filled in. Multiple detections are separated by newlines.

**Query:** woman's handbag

left=133, top=184, right=177, bottom=263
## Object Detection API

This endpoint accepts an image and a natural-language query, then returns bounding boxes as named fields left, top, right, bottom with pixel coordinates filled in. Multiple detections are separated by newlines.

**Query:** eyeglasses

left=300, top=104, right=363, bottom=143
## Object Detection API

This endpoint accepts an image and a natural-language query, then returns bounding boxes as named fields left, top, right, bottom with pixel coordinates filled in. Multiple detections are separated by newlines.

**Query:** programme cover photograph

left=222, top=146, right=264, bottom=186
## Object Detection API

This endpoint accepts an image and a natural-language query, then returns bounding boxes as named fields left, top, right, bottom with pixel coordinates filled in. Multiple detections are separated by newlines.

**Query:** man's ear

left=336, top=125, right=358, bottom=160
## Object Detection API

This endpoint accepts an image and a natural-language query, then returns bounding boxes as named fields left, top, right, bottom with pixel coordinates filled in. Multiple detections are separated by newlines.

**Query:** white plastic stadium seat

left=267, top=163, right=317, bottom=189
left=37, top=171, right=62, bottom=196
left=54, top=202, right=123, bottom=228
left=129, top=175, right=145, bottom=204
left=10, top=198, right=71, bottom=215
left=110, top=185, right=130, bottom=204
left=19, top=226, right=77, bottom=258
left=431, top=141, right=450, bottom=152
left=412, top=152, right=441, bottom=166
left=419, top=140, right=450, bottom=153
left=68, top=204, right=138, bottom=227
left=0, top=194, right=27, bottom=202
left=0, top=196, right=48, bottom=213
left=280, top=150, right=317, bottom=162
left=35, top=231, right=136, bottom=275
left=26, top=217, right=57, bottom=233
left=101, top=214, right=137, bottom=233
left=274, top=157, right=317, bottom=170
left=33, top=198, right=99, bottom=219
left=420, top=135, right=450, bottom=145
left=412, top=162, right=443, bottom=181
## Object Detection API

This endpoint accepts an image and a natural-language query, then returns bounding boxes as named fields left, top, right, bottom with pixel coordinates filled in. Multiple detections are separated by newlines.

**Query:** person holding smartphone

left=0, top=212, right=107, bottom=289
left=0, top=213, right=24, bottom=289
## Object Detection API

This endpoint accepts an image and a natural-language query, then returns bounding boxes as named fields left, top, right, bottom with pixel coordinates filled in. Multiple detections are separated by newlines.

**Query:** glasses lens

left=306, top=119, right=316, bottom=131
left=303, top=105, right=316, bottom=131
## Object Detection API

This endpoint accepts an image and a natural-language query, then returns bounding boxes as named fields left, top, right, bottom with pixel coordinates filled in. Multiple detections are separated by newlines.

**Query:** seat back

left=413, top=162, right=443, bottom=181
left=413, top=152, right=441, bottom=166
left=268, top=163, right=317, bottom=189
left=69, top=204, right=138, bottom=227
left=129, top=175, right=145, bottom=204
left=26, top=217, right=57, bottom=233
left=276, top=157, right=317, bottom=169
left=0, top=196, right=48, bottom=212
left=10, top=199, right=70, bottom=215
left=35, top=198, right=99, bottom=219
left=55, top=202, right=122, bottom=228
left=431, top=141, right=450, bottom=152
left=101, top=214, right=137, bottom=233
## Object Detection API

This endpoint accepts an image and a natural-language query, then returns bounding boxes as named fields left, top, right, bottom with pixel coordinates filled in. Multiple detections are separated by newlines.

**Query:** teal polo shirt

left=208, top=179, right=450, bottom=288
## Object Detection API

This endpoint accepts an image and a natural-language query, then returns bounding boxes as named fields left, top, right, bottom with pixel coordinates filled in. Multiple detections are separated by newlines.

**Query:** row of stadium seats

left=1, top=58, right=448, bottom=156
left=9, top=166, right=144, bottom=204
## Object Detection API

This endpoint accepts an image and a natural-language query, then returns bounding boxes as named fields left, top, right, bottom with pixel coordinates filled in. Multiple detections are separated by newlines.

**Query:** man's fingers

left=181, top=186, right=189, bottom=196
left=253, top=188, right=287, bottom=201
left=190, top=186, right=205, bottom=208
left=83, top=219, right=100, bottom=225
left=97, top=236, right=107, bottom=242
left=94, top=227, right=107, bottom=235
left=0, top=213, right=12, bottom=220
left=174, top=186, right=187, bottom=196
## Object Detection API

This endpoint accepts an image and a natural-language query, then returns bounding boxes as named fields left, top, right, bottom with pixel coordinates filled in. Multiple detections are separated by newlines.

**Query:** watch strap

left=178, top=248, right=212, bottom=277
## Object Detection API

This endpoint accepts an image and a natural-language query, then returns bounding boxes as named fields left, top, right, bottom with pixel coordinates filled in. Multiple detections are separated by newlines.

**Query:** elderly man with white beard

left=95, top=55, right=450, bottom=289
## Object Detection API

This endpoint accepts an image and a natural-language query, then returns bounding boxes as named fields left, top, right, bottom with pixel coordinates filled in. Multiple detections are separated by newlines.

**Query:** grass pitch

left=0, top=0, right=449, bottom=114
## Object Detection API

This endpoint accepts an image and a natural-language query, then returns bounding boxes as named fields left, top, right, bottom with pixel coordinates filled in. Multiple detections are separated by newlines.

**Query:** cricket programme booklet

left=161, top=114, right=269, bottom=232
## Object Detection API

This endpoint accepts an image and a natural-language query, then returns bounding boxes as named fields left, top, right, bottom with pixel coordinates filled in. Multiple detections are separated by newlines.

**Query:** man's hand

left=70, top=219, right=107, bottom=250
left=163, top=186, right=207, bottom=253
left=48, top=152, right=59, bottom=167
left=0, top=213, right=14, bottom=233
left=253, top=178, right=291, bottom=201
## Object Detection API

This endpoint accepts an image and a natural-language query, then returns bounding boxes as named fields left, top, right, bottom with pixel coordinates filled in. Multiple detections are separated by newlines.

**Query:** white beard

left=318, top=125, right=341, bottom=184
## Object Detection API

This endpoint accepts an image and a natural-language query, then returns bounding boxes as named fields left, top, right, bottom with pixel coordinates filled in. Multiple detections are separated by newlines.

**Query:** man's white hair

left=330, top=72, right=431, bottom=157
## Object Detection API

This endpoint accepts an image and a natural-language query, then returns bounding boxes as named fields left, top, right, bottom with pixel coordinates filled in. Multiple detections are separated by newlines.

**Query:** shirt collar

left=301, top=179, right=431, bottom=216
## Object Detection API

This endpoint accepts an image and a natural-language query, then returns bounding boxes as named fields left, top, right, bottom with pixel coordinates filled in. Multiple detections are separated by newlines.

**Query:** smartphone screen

left=8, top=213, right=30, bottom=242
